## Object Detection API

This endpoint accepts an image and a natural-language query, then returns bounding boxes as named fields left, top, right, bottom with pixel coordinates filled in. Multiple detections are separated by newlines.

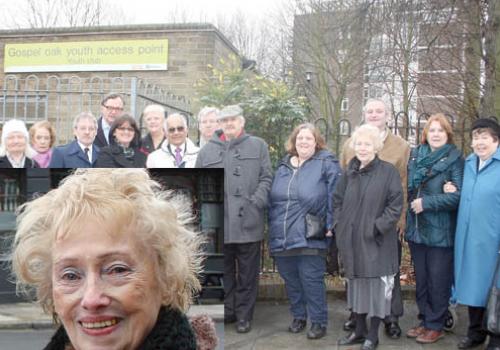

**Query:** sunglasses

left=116, top=127, right=135, bottom=133
left=167, top=126, right=185, bottom=133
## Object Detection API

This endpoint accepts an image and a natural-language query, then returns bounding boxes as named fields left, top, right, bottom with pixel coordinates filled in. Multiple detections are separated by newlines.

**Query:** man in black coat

left=94, top=93, right=125, bottom=149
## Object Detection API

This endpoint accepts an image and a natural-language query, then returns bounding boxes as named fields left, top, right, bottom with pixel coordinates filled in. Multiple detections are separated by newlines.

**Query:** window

left=341, top=98, right=349, bottom=111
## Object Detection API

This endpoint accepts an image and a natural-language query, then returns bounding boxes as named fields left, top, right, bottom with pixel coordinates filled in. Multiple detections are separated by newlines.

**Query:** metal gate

left=0, top=74, right=193, bottom=145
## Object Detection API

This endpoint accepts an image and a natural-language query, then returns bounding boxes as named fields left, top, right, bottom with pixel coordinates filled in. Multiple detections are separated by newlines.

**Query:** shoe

left=338, top=332, right=365, bottom=345
left=457, top=336, right=486, bottom=349
left=306, top=323, right=326, bottom=339
left=361, top=339, right=379, bottom=350
left=343, top=318, right=356, bottom=332
left=416, top=329, right=445, bottom=344
left=224, top=314, right=236, bottom=324
left=236, top=320, right=251, bottom=333
left=385, top=321, right=402, bottom=339
left=406, top=325, right=426, bottom=338
left=288, top=318, right=307, bottom=333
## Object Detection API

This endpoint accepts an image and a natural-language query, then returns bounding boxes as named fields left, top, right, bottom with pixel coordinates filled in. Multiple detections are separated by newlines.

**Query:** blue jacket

left=405, top=145, right=464, bottom=247
left=268, top=150, right=341, bottom=254
left=455, top=147, right=500, bottom=307
left=49, top=140, right=100, bottom=168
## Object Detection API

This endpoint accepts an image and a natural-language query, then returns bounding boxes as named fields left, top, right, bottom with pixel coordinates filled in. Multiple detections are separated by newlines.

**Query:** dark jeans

left=275, top=254, right=328, bottom=327
left=409, top=241, right=454, bottom=331
left=467, top=306, right=500, bottom=346
left=224, top=241, right=261, bottom=322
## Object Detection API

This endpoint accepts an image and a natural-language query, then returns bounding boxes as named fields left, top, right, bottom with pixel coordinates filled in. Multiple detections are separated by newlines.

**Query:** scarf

left=408, top=143, right=453, bottom=192
left=33, top=149, right=53, bottom=168
left=43, top=306, right=196, bottom=350
left=120, top=145, right=135, bottom=159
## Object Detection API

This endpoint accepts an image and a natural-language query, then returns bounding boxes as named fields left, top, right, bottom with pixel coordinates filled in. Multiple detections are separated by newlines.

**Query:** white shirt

left=102, top=118, right=111, bottom=144
left=169, top=142, right=186, bottom=159
left=78, top=142, right=93, bottom=163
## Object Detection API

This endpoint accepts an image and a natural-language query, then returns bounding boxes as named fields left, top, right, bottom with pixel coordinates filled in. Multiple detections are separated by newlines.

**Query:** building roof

left=0, top=23, right=239, bottom=56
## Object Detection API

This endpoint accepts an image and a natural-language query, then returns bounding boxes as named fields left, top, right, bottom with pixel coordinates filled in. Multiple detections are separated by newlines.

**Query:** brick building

left=0, top=24, right=239, bottom=143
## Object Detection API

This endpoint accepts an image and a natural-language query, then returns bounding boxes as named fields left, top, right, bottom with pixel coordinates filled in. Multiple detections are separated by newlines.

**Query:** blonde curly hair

left=10, top=168, right=202, bottom=316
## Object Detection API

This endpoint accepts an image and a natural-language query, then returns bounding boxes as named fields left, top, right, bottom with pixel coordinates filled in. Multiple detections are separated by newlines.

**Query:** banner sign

left=4, top=39, right=169, bottom=72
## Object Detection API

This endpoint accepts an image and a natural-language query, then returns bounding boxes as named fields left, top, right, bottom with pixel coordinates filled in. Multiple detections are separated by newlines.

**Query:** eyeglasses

left=117, top=127, right=135, bottom=133
left=167, top=126, right=185, bottom=133
left=103, top=105, right=124, bottom=112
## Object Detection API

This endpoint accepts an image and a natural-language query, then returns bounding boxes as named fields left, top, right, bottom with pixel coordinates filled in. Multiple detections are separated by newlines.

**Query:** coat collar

left=465, top=147, right=500, bottom=173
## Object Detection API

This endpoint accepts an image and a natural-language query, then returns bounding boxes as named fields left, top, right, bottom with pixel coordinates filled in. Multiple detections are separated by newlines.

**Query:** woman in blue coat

left=453, top=118, right=500, bottom=350
left=405, top=113, right=464, bottom=344
left=268, top=123, right=341, bottom=340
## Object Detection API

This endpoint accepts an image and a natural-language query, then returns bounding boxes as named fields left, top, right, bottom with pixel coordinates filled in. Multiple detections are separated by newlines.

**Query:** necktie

left=175, top=147, right=182, bottom=167
left=84, top=147, right=90, bottom=163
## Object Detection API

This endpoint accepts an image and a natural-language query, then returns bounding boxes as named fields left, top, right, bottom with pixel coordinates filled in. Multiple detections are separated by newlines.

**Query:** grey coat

left=333, top=156, right=403, bottom=278
left=195, top=130, right=272, bottom=243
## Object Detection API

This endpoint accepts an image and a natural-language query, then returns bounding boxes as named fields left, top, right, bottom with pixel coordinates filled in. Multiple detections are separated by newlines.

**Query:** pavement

left=0, top=302, right=223, bottom=330
left=225, top=298, right=480, bottom=350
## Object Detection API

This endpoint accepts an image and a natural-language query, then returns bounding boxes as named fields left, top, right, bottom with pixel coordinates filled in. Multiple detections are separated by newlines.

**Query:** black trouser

left=467, top=306, right=500, bottom=346
left=409, top=242, right=453, bottom=331
left=385, top=239, right=404, bottom=323
left=224, top=241, right=261, bottom=322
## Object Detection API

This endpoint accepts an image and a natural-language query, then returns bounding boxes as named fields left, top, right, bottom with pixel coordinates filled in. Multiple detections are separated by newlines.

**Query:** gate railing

left=1, top=75, right=192, bottom=145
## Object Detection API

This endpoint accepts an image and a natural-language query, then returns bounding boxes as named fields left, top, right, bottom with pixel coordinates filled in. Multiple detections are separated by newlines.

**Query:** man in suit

left=94, top=93, right=125, bottom=148
left=146, top=113, right=199, bottom=168
left=49, top=112, right=100, bottom=168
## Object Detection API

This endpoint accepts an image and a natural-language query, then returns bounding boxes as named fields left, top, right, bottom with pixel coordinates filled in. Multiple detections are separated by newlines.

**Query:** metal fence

left=260, top=112, right=499, bottom=274
left=0, top=74, right=193, bottom=145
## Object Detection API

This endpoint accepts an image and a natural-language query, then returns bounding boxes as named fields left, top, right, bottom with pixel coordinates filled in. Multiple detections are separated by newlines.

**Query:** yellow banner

left=4, top=39, right=169, bottom=72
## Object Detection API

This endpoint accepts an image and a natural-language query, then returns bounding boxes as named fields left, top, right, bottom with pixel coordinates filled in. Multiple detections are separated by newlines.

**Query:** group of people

left=3, top=93, right=500, bottom=350
left=0, top=93, right=222, bottom=168
left=215, top=98, right=499, bottom=350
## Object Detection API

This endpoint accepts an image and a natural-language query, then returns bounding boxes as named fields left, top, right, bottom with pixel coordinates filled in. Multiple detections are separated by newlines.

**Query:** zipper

left=283, top=167, right=298, bottom=249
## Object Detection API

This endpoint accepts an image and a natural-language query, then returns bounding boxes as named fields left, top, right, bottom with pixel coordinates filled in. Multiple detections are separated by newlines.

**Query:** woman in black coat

left=334, top=124, right=403, bottom=350
left=95, top=114, right=147, bottom=168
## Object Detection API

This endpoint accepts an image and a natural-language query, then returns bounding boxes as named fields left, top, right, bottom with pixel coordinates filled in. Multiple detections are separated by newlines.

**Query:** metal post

left=130, top=77, right=137, bottom=118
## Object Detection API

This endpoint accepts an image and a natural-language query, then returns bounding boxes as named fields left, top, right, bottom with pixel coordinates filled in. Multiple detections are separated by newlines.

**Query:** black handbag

left=305, top=213, right=326, bottom=240
left=485, top=251, right=500, bottom=335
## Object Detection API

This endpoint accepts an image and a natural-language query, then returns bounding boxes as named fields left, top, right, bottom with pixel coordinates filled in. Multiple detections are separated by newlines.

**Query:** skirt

left=347, top=275, right=394, bottom=318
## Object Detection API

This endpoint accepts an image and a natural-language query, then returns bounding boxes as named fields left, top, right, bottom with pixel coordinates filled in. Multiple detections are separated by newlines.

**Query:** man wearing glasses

left=94, top=93, right=125, bottom=148
left=146, top=113, right=199, bottom=168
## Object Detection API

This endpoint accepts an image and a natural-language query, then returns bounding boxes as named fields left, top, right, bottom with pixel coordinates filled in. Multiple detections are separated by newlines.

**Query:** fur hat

left=1, top=119, right=29, bottom=146
left=471, top=118, right=500, bottom=139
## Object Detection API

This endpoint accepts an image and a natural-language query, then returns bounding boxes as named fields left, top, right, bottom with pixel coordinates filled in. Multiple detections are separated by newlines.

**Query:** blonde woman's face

left=354, top=135, right=376, bottom=165
left=144, top=111, right=164, bottom=134
left=32, top=127, right=52, bottom=153
left=52, top=221, right=162, bottom=350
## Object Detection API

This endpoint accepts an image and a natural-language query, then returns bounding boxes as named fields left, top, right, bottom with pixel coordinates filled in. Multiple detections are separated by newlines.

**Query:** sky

left=0, top=0, right=289, bottom=28
left=111, top=0, right=287, bottom=24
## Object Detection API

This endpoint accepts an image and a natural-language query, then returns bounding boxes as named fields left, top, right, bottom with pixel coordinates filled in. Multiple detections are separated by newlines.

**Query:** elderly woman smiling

left=334, top=124, right=403, bottom=350
left=10, top=169, right=206, bottom=350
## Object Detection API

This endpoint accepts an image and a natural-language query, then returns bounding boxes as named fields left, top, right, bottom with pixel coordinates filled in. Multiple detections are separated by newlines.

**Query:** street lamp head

left=305, top=71, right=312, bottom=82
